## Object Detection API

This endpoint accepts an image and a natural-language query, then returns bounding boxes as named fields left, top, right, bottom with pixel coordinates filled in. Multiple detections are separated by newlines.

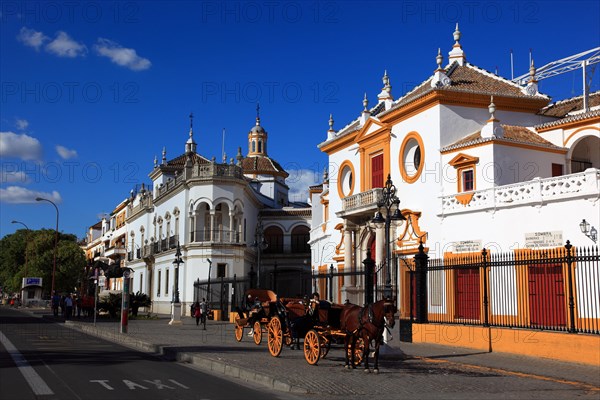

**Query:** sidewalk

left=41, top=311, right=599, bottom=397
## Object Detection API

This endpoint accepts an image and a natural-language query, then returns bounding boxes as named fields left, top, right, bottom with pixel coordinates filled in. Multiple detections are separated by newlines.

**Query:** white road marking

left=169, top=379, right=190, bottom=389
left=123, top=380, right=148, bottom=390
left=0, top=331, right=54, bottom=396
left=90, top=380, right=114, bottom=390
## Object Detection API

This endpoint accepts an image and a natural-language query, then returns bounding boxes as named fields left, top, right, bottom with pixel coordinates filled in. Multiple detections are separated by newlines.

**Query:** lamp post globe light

left=36, top=197, right=59, bottom=296
left=252, top=220, right=268, bottom=288
left=371, top=174, right=405, bottom=300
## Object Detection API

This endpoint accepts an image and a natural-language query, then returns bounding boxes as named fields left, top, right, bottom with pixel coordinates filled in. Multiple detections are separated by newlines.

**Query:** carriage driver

left=247, top=297, right=266, bottom=336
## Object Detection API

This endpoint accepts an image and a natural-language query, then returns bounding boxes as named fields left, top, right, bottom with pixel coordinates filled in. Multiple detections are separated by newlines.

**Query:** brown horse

left=340, top=298, right=396, bottom=373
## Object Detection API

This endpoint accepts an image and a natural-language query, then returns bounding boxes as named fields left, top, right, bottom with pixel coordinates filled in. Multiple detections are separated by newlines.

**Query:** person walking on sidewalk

left=199, top=298, right=208, bottom=330
left=51, top=291, right=60, bottom=316
left=193, top=301, right=201, bottom=326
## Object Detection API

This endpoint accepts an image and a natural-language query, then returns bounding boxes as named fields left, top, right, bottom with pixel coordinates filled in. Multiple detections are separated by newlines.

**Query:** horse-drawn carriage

left=267, top=297, right=396, bottom=372
left=234, top=289, right=284, bottom=345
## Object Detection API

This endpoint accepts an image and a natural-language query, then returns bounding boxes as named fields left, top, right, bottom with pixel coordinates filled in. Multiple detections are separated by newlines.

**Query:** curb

left=64, top=321, right=309, bottom=394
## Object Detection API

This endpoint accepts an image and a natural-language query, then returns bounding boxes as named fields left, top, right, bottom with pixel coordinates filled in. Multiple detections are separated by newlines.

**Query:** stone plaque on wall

left=524, top=231, right=563, bottom=249
left=454, top=240, right=482, bottom=253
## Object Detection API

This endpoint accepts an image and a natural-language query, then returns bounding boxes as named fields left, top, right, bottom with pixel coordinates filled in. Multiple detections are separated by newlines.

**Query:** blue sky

left=1, top=0, right=599, bottom=239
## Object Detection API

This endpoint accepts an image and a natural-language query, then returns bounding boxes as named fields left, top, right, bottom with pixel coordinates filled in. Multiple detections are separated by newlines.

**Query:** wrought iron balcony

left=191, top=229, right=241, bottom=244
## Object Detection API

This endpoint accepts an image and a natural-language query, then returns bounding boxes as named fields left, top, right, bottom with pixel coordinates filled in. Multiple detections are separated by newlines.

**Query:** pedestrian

left=64, top=294, right=73, bottom=320
left=199, top=298, right=208, bottom=330
left=247, top=297, right=265, bottom=336
left=76, top=296, right=82, bottom=318
left=193, top=301, right=201, bottom=326
left=59, top=295, right=66, bottom=317
left=51, top=291, right=60, bottom=317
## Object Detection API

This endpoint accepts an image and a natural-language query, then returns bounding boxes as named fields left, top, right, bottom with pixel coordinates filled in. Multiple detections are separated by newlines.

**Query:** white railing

left=440, top=169, right=600, bottom=215
left=342, top=188, right=383, bottom=212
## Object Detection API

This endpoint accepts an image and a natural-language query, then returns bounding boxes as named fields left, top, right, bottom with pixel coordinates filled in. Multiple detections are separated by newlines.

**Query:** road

left=0, top=307, right=300, bottom=400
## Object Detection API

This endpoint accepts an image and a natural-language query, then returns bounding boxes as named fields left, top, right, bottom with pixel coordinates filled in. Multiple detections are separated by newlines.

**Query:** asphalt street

left=0, top=307, right=301, bottom=400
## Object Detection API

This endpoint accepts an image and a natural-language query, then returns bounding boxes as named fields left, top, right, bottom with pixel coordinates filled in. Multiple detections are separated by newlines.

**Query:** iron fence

left=425, top=242, right=599, bottom=334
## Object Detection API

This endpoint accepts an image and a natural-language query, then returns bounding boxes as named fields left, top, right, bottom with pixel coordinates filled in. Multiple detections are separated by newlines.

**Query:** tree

left=0, top=229, right=86, bottom=296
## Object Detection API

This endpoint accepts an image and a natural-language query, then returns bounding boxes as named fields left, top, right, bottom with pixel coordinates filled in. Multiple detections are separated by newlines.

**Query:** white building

left=125, top=111, right=311, bottom=316
left=310, top=25, right=599, bottom=317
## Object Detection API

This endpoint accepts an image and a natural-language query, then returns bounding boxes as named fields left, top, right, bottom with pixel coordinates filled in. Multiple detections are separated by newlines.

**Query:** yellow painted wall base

left=412, top=324, right=600, bottom=367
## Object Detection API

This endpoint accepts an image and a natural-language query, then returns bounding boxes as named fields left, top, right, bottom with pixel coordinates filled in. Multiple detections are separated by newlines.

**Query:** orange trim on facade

left=399, top=131, right=426, bottom=184
left=562, top=126, right=600, bottom=147
left=441, top=138, right=567, bottom=155
left=320, top=131, right=359, bottom=155
left=380, top=91, right=549, bottom=126
left=337, top=160, right=356, bottom=198
left=359, top=135, right=391, bottom=191
left=536, top=115, right=600, bottom=133
left=455, top=192, right=474, bottom=205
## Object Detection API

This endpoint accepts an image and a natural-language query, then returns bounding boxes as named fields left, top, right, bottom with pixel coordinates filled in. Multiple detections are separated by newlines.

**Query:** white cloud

left=45, top=31, right=87, bottom=58
left=17, top=27, right=49, bottom=51
left=0, top=186, right=61, bottom=204
left=286, top=169, right=322, bottom=203
left=0, top=131, right=43, bottom=161
left=1, top=170, right=30, bottom=184
left=95, top=38, right=151, bottom=71
left=15, top=119, right=29, bottom=130
left=56, top=145, right=78, bottom=160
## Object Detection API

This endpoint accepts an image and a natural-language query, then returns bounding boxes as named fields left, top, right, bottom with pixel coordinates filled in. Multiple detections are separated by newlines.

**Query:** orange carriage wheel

left=253, top=321, right=262, bottom=345
left=234, top=315, right=243, bottom=342
left=320, top=337, right=331, bottom=358
left=267, top=317, right=283, bottom=357
left=304, top=330, right=321, bottom=365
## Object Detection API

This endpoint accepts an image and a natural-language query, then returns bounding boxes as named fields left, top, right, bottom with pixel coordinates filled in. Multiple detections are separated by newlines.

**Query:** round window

left=338, top=162, right=355, bottom=198
left=399, top=132, right=425, bottom=184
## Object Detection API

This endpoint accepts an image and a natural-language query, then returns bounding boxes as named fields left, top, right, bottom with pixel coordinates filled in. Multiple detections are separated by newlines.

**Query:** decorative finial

left=162, top=147, right=167, bottom=164
left=488, top=96, right=496, bottom=119
left=382, top=70, right=389, bottom=87
left=236, top=146, right=243, bottom=165
left=211, top=156, right=216, bottom=163
left=453, top=22, right=461, bottom=43
left=529, top=59, right=536, bottom=79
left=328, top=113, right=334, bottom=131
left=154, top=155, right=158, bottom=168
left=222, top=152, right=227, bottom=163
left=256, top=103, right=261, bottom=126
left=323, top=166, right=329, bottom=182
left=436, top=48, right=443, bottom=69
left=363, top=93, right=369, bottom=111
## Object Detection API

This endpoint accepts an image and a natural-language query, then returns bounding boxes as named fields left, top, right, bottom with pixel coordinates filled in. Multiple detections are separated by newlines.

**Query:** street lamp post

left=206, top=258, right=212, bottom=303
left=169, top=242, right=183, bottom=325
left=11, top=220, right=31, bottom=277
left=371, top=174, right=405, bottom=300
left=36, top=197, right=59, bottom=296
left=252, top=220, right=268, bottom=288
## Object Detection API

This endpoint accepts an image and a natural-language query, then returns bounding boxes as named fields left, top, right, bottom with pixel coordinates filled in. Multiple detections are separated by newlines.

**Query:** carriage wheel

left=347, top=337, right=365, bottom=367
left=304, top=330, right=321, bottom=365
left=267, top=318, right=283, bottom=357
left=253, top=321, right=262, bottom=345
left=234, top=316, right=243, bottom=342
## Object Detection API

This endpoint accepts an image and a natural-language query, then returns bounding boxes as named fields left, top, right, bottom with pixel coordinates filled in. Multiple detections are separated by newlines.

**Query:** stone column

left=343, top=226, right=353, bottom=287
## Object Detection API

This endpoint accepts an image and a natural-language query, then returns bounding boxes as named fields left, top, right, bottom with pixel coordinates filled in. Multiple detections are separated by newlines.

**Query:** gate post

left=414, top=241, right=428, bottom=323
left=328, top=264, right=334, bottom=302
left=565, top=241, right=576, bottom=333
left=481, top=248, right=489, bottom=327
left=363, top=250, right=375, bottom=305
left=248, top=265, right=256, bottom=289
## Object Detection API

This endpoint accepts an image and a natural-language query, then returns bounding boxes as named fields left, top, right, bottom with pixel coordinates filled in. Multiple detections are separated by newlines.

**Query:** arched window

left=291, top=225, right=310, bottom=253
left=263, top=226, right=283, bottom=253
left=252, top=141, right=256, bottom=153
left=258, top=140, right=262, bottom=153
